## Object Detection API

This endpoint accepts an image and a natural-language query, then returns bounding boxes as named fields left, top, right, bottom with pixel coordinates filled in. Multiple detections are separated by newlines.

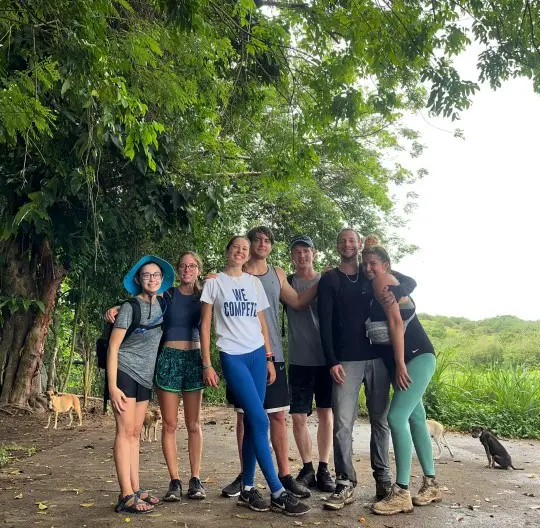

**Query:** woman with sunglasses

left=106, top=251, right=206, bottom=501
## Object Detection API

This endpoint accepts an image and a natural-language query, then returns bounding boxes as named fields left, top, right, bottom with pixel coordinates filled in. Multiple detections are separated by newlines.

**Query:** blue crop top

left=162, top=287, right=201, bottom=342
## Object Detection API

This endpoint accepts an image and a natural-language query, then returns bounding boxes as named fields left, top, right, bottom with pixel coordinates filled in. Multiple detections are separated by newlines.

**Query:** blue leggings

left=220, top=346, right=282, bottom=494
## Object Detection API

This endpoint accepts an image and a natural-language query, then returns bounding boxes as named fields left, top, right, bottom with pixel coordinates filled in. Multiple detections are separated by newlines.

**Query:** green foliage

left=0, top=443, right=37, bottom=468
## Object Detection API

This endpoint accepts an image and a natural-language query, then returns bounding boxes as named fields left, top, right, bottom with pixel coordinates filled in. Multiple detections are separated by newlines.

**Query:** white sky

left=393, top=49, right=540, bottom=321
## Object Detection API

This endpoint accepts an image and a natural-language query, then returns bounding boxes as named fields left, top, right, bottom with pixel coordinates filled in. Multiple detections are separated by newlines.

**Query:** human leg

left=364, top=358, right=392, bottom=495
left=157, top=388, right=181, bottom=481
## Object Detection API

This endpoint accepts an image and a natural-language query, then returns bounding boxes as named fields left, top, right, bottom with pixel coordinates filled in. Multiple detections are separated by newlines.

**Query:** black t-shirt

left=317, top=268, right=417, bottom=367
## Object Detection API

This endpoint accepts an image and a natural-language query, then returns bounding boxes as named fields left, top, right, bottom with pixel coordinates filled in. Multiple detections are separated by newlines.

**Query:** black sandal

left=136, top=488, right=160, bottom=505
left=115, top=493, right=154, bottom=514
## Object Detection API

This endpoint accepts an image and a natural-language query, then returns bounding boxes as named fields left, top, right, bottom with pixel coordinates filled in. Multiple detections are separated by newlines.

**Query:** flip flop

left=136, top=489, right=160, bottom=505
left=115, top=493, right=154, bottom=514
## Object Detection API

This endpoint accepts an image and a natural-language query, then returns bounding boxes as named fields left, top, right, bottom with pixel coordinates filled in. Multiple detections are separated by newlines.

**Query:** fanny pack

left=365, top=299, right=415, bottom=345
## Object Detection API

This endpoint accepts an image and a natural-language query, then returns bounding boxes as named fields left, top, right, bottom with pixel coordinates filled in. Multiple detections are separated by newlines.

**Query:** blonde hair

left=363, top=233, right=380, bottom=248
left=177, top=251, right=203, bottom=296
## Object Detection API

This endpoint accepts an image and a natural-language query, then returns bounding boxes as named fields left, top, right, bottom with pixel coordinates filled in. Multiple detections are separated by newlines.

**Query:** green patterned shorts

left=154, top=347, right=204, bottom=393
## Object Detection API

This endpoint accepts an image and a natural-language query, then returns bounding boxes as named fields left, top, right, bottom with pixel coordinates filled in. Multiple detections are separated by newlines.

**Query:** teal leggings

left=387, top=353, right=436, bottom=486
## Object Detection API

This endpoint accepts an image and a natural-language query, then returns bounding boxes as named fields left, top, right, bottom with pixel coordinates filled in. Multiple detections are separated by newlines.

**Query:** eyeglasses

left=140, top=272, right=163, bottom=281
left=179, top=264, right=199, bottom=271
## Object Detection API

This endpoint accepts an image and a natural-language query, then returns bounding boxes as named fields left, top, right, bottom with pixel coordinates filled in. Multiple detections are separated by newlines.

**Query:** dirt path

left=1, top=407, right=539, bottom=528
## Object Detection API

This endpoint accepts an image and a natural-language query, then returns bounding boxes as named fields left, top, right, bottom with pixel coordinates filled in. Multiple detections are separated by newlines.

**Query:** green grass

left=0, top=443, right=37, bottom=468
left=424, top=348, right=540, bottom=438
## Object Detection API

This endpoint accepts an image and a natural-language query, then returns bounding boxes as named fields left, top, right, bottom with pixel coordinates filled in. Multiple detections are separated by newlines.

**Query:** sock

left=426, top=475, right=435, bottom=479
left=317, top=461, right=328, bottom=472
left=243, top=485, right=253, bottom=491
left=279, top=473, right=291, bottom=481
left=271, top=488, right=285, bottom=499
left=303, top=461, right=314, bottom=472
left=396, top=482, right=409, bottom=490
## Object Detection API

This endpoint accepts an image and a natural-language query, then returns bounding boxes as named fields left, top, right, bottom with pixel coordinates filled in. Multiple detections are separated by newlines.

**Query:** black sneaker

left=187, top=477, right=206, bottom=500
left=221, top=474, right=242, bottom=497
left=237, top=487, right=270, bottom=512
left=164, top=479, right=182, bottom=502
left=296, top=467, right=316, bottom=488
left=323, top=483, right=355, bottom=510
left=270, top=490, right=310, bottom=516
left=316, top=467, right=336, bottom=493
left=375, top=480, right=392, bottom=501
left=280, top=474, right=311, bottom=498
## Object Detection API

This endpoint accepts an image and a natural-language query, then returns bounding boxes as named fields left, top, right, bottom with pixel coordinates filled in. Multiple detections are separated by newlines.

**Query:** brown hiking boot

left=371, top=484, right=413, bottom=515
left=412, top=476, right=443, bottom=506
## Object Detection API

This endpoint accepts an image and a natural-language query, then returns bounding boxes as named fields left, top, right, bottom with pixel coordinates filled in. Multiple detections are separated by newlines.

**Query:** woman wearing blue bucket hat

left=107, top=255, right=174, bottom=514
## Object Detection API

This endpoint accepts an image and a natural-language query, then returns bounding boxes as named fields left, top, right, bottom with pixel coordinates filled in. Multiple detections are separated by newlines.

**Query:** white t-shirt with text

left=201, top=272, right=270, bottom=355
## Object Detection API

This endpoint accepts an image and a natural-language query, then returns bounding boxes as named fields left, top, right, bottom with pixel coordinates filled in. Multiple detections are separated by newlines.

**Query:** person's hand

left=395, top=363, right=412, bottom=391
left=104, top=306, right=120, bottom=324
left=330, top=364, right=346, bottom=384
left=109, top=387, right=128, bottom=413
left=379, top=286, right=396, bottom=309
left=266, top=362, right=276, bottom=385
left=204, top=273, right=218, bottom=280
left=203, top=367, right=220, bottom=387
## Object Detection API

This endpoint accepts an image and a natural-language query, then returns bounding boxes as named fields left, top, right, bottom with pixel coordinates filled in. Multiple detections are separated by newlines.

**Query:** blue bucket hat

left=123, top=255, right=175, bottom=296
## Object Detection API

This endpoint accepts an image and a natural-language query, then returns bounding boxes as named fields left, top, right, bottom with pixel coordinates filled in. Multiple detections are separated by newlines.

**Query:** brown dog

left=427, top=419, right=455, bottom=459
left=141, top=408, right=162, bottom=442
left=45, top=391, right=82, bottom=429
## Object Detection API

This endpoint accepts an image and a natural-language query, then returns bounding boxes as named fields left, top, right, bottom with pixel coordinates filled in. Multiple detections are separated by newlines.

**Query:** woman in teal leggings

left=362, top=245, right=443, bottom=515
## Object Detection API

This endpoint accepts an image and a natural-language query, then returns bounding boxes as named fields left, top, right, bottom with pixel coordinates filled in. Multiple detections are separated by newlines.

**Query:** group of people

left=105, top=226, right=443, bottom=517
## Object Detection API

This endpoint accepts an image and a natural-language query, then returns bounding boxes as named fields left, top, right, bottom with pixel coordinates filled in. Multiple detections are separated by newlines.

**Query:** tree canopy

left=0, top=0, right=539, bottom=407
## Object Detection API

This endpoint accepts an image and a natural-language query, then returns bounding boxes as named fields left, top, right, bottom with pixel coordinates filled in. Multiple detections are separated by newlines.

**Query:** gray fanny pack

left=365, top=299, right=415, bottom=345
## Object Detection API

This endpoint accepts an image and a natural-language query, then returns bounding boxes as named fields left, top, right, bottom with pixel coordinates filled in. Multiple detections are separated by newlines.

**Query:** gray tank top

left=255, top=264, right=284, bottom=362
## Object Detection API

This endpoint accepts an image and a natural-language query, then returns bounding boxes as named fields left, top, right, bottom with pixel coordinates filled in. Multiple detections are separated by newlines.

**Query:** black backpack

left=95, top=296, right=168, bottom=369
left=96, top=295, right=168, bottom=412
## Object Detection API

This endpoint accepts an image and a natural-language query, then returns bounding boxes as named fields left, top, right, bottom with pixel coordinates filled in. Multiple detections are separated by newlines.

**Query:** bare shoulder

left=373, top=273, right=398, bottom=295
left=274, top=266, right=286, bottom=285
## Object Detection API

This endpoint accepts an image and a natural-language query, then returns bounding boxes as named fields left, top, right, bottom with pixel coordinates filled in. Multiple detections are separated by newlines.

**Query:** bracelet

left=202, top=363, right=212, bottom=370
left=266, top=355, right=275, bottom=363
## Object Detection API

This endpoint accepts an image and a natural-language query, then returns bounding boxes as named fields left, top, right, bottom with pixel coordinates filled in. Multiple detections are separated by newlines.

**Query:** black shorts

left=226, top=361, right=290, bottom=413
left=288, top=364, right=333, bottom=415
left=116, top=369, right=152, bottom=402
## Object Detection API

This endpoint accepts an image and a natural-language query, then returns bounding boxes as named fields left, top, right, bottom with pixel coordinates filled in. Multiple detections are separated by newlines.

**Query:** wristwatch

left=266, top=355, right=275, bottom=363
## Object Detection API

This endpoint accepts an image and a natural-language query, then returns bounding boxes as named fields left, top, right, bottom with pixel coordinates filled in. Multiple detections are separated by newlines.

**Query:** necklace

left=344, top=271, right=359, bottom=284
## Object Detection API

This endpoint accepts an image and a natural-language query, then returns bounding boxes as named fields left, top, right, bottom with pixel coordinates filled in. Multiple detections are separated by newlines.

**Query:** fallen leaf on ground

left=524, top=493, right=536, bottom=497
left=14, top=492, right=23, bottom=499
left=467, top=504, right=479, bottom=510
left=449, top=503, right=461, bottom=509
left=288, top=456, right=297, bottom=461
left=37, top=502, right=48, bottom=510
left=440, top=486, right=449, bottom=491
left=485, top=498, right=491, bottom=502
left=529, top=505, right=540, bottom=510
left=256, top=483, right=266, bottom=489
left=80, top=503, right=94, bottom=507
left=235, top=514, right=254, bottom=519
left=124, top=517, right=131, bottom=523
left=148, top=513, right=162, bottom=517
left=359, top=517, right=366, bottom=523
left=202, top=477, right=214, bottom=484
left=311, top=523, right=321, bottom=526
left=456, top=515, right=465, bottom=521
left=293, top=522, right=303, bottom=526
left=528, top=474, right=537, bottom=479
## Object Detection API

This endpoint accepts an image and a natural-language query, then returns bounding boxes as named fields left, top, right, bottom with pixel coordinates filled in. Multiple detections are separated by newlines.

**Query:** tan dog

left=427, top=419, right=455, bottom=459
left=45, top=390, right=82, bottom=429
left=141, top=408, right=162, bottom=442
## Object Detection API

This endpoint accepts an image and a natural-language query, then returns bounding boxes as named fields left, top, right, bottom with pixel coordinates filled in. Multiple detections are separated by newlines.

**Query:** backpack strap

left=281, top=273, right=295, bottom=337
left=124, top=299, right=142, bottom=340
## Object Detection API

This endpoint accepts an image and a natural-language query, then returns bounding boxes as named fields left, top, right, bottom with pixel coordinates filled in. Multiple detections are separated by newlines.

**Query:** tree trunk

left=7, top=239, right=67, bottom=408
left=60, top=302, right=79, bottom=393
left=47, top=310, right=61, bottom=391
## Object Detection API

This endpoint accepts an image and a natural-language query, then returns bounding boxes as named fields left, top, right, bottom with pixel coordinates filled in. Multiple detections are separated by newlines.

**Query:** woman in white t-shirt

left=200, top=236, right=310, bottom=516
